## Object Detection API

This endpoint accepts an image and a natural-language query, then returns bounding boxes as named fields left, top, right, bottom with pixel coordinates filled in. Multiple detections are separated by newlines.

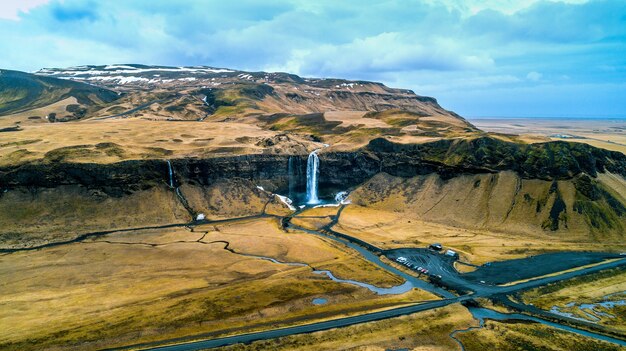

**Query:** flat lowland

left=334, top=205, right=623, bottom=265
left=471, top=117, right=626, bottom=154
left=222, top=304, right=475, bottom=351
left=0, top=217, right=435, bottom=351
left=521, top=268, right=626, bottom=333
left=457, top=319, right=623, bottom=351
left=222, top=302, right=624, bottom=351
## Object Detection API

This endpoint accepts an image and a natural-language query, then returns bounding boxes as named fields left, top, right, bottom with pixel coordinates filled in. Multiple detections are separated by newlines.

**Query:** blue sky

left=1, top=0, right=625, bottom=118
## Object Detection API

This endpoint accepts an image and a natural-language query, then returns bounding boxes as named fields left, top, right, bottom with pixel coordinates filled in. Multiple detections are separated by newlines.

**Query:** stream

left=450, top=307, right=626, bottom=350
left=236, top=252, right=413, bottom=296
left=241, top=231, right=626, bottom=348
left=289, top=223, right=454, bottom=299
left=550, top=293, right=626, bottom=322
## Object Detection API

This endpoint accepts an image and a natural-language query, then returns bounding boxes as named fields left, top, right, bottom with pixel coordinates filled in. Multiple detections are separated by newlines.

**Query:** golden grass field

left=220, top=301, right=623, bottom=351
left=0, top=118, right=285, bottom=166
left=0, top=217, right=437, bottom=350
left=0, top=106, right=481, bottom=166
left=353, top=171, right=626, bottom=239
left=0, top=186, right=190, bottom=249
left=334, top=205, right=624, bottom=265
left=457, top=319, right=623, bottom=351
left=222, top=304, right=475, bottom=351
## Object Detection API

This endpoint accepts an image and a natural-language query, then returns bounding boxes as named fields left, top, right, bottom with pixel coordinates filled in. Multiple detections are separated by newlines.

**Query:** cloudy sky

left=1, top=0, right=624, bottom=118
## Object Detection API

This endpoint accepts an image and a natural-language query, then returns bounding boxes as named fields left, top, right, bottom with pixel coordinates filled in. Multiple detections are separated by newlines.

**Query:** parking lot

left=385, top=247, right=483, bottom=293
left=386, top=248, right=456, bottom=278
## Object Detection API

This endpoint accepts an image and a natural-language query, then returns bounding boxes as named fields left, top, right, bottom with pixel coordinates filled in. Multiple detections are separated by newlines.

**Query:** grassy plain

left=222, top=302, right=624, bottom=351
left=521, top=268, right=626, bottom=332
left=223, top=304, right=475, bottom=351
left=0, top=217, right=435, bottom=350
left=0, top=118, right=283, bottom=165
left=457, top=320, right=623, bottom=351
left=334, top=205, right=624, bottom=265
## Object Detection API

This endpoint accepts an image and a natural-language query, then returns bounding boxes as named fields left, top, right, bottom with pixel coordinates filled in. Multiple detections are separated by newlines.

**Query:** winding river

left=450, top=307, right=626, bottom=350
left=236, top=252, right=414, bottom=295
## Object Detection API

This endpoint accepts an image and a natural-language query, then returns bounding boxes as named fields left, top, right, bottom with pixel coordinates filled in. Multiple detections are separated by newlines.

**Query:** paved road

left=386, top=248, right=626, bottom=298
left=124, top=217, right=626, bottom=351
left=123, top=258, right=625, bottom=351
left=122, top=299, right=460, bottom=351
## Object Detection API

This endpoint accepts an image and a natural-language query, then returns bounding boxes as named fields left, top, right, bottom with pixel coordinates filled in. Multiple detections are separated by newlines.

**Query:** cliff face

left=366, top=137, right=626, bottom=180
left=2, top=136, right=625, bottom=193
left=2, top=130, right=626, bottom=249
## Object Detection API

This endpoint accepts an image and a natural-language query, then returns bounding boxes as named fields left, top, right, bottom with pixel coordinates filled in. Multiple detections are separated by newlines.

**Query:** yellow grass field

left=0, top=217, right=435, bottom=350
left=334, top=205, right=623, bottom=265
left=457, top=319, right=623, bottom=351
left=223, top=304, right=475, bottom=351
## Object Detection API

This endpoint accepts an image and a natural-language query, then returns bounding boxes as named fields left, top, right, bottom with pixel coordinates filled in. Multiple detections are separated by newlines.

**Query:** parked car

left=429, top=243, right=443, bottom=251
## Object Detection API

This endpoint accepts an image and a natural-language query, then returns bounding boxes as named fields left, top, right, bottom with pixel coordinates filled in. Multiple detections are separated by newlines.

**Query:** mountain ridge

left=27, top=64, right=466, bottom=124
left=0, top=69, right=120, bottom=117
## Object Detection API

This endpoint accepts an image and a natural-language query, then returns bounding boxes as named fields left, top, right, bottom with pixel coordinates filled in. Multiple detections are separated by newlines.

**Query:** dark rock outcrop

left=2, top=137, right=625, bottom=199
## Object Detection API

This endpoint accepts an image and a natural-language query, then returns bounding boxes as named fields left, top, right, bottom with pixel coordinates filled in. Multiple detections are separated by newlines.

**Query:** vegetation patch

left=573, top=175, right=625, bottom=232
left=259, top=112, right=354, bottom=138
left=457, top=320, right=622, bottom=351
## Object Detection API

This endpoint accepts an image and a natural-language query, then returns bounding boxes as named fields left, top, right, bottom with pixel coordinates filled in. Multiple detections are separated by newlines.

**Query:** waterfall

left=166, top=159, right=195, bottom=218
left=166, top=160, right=174, bottom=188
left=306, top=150, right=320, bottom=204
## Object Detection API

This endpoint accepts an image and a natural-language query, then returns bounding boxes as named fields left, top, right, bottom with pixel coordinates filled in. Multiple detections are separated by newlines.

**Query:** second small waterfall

left=166, top=160, right=174, bottom=188
left=306, top=150, right=320, bottom=204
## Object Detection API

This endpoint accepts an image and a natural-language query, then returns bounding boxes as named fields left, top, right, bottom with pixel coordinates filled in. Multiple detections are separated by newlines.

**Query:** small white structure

left=196, top=213, right=206, bottom=221
left=444, top=249, right=458, bottom=257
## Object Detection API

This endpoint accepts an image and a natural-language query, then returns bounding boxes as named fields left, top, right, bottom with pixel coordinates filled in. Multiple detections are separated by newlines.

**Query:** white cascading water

left=306, top=149, right=320, bottom=204
left=166, top=160, right=174, bottom=188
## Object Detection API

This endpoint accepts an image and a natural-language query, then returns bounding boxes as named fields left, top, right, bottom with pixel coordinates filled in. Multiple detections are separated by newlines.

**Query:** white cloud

left=0, top=0, right=623, bottom=117
left=270, top=32, right=495, bottom=78
left=427, top=0, right=591, bottom=15
left=526, top=71, right=543, bottom=81
left=0, top=0, right=49, bottom=20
